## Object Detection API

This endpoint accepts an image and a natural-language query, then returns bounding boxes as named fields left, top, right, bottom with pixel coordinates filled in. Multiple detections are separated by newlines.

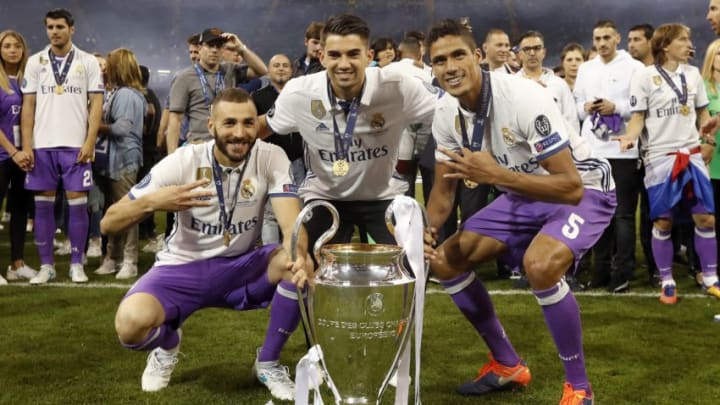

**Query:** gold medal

left=464, top=179, right=479, bottom=189
left=679, top=105, right=690, bottom=116
left=55, top=85, right=64, bottom=95
left=333, top=159, right=349, bottom=176
left=223, top=230, right=231, bottom=247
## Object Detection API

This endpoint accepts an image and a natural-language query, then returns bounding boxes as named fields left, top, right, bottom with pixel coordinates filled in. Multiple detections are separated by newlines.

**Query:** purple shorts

left=124, top=244, right=279, bottom=328
left=25, top=148, right=93, bottom=192
left=461, top=189, right=617, bottom=272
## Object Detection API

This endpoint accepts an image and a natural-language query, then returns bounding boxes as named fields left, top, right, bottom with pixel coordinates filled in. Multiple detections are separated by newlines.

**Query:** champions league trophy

left=291, top=197, right=428, bottom=405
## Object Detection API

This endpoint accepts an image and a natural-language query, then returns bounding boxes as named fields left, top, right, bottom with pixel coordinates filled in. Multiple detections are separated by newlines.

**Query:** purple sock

left=258, top=280, right=301, bottom=362
left=533, top=280, right=589, bottom=393
left=68, top=198, right=89, bottom=265
left=694, top=227, right=719, bottom=284
left=651, top=227, right=674, bottom=283
left=441, top=272, right=520, bottom=366
left=34, top=197, right=56, bottom=265
left=120, top=323, right=180, bottom=351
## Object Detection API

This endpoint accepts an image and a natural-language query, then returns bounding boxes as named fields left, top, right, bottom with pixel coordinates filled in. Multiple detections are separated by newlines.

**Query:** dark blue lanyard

left=194, top=64, right=225, bottom=107
left=327, top=80, right=362, bottom=161
left=211, top=150, right=251, bottom=235
left=457, top=70, right=492, bottom=151
left=49, top=48, right=74, bottom=87
left=655, top=64, right=687, bottom=106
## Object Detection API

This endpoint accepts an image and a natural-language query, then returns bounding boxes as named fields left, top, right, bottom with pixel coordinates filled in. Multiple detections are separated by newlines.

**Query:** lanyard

left=49, top=48, right=75, bottom=87
left=211, top=149, right=251, bottom=244
left=327, top=79, right=363, bottom=162
left=655, top=64, right=688, bottom=106
left=457, top=70, right=492, bottom=151
left=194, top=63, right=225, bottom=107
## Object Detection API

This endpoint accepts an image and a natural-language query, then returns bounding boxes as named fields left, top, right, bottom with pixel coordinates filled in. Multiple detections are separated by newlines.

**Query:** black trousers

left=0, top=159, right=31, bottom=261
left=592, top=158, right=641, bottom=284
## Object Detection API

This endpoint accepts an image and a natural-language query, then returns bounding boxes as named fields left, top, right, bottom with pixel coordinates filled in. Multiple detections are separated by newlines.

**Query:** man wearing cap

left=166, top=28, right=267, bottom=154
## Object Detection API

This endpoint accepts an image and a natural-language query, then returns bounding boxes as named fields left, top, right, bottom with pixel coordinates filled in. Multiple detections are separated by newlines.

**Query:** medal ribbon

left=211, top=149, right=251, bottom=243
left=327, top=80, right=363, bottom=163
left=655, top=64, right=688, bottom=106
left=194, top=63, right=225, bottom=107
left=49, top=48, right=75, bottom=89
left=457, top=70, right=492, bottom=151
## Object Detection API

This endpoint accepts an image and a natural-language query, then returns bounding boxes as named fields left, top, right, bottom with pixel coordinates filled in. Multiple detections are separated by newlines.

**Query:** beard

left=213, top=128, right=254, bottom=164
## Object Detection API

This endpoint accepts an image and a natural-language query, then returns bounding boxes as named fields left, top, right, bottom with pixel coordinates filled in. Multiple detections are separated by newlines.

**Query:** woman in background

left=0, top=30, right=36, bottom=284
left=92, top=48, right=146, bottom=280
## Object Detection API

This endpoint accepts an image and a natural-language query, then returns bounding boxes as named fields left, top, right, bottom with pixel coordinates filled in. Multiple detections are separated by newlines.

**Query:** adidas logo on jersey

left=315, top=123, right=330, bottom=132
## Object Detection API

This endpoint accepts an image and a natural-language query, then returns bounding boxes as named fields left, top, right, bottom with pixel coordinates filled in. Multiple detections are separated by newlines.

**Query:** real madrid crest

left=371, top=112, right=385, bottom=129
left=240, top=179, right=255, bottom=199
left=39, top=55, right=48, bottom=65
left=75, top=65, right=84, bottom=74
left=195, top=167, right=212, bottom=185
left=652, top=75, right=662, bottom=86
left=310, top=99, right=326, bottom=119
left=501, top=127, right=515, bottom=146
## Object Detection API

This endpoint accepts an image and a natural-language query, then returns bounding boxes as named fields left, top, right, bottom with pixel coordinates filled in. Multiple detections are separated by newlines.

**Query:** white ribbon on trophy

left=390, top=195, right=427, bottom=405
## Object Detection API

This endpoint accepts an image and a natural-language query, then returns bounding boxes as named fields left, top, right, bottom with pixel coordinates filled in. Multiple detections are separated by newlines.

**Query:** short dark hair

left=187, top=33, right=200, bottom=46
left=483, top=28, right=508, bottom=44
left=560, top=42, right=585, bottom=61
left=426, top=19, right=477, bottom=52
left=517, top=30, right=545, bottom=45
left=139, top=65, right=150, bottom=87
left=321, top=14, right=370, bottom=45
left=211, top=88, right=253, bottom=111
left=405, top=30, right=425, bottom=42
left=594, top=19, right=618, bottom=31
left=305, top=21, right=325, bottom=40
left=399, top=37, right=421, bottom=58
left=45, top=8, right=74, bottom=27
left=629, top=23, right=654, bottom=40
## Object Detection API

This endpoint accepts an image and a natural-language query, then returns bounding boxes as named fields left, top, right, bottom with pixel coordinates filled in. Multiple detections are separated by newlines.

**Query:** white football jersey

left=128, top=140, right=297, bottom=265
left=266, top=66, right=437, bottom=201
left=383, top=59, right=435, bottom=159
left=433, top=72, right=614, bottom=194
left=21, top=45, right=104, bottom=148
left=630, top=63, right=709, bottom=163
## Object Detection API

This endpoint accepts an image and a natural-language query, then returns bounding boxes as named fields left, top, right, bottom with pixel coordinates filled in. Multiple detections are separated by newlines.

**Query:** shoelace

left=474, top=360, right=500, bottom=381
left=152, top=351, right=182, bottom=371
left=260, top=365, right=293, bottom=383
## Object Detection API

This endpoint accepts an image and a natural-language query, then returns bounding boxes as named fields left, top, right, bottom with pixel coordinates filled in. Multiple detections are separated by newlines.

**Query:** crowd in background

left=1, top=7, right=719, bottom=296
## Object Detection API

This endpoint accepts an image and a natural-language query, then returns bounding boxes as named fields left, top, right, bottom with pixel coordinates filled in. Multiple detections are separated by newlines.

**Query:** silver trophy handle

left=291, top=200, right=340, bottom=264
left=290, top=201, right=340, bottom=349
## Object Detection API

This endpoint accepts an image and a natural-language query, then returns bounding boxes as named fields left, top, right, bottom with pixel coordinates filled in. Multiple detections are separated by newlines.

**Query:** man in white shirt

left=574, top=19, right=644, bottom=293
left=259, top=14, right=436, bottom=250
left=103, top=88, right=310, bottom=401
left=515, top=30, right=580, bottom=134
left=21, top=8, right=104, bottom=284
left=482, top=29, right=513, bottom=73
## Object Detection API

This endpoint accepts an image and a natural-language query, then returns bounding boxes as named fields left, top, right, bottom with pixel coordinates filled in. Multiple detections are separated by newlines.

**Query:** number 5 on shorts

left=561, top=213, right=585, bottom=240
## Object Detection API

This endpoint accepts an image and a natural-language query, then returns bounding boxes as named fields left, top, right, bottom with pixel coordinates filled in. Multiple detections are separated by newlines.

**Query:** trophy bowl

left=308, top=243, right=415, bottom=404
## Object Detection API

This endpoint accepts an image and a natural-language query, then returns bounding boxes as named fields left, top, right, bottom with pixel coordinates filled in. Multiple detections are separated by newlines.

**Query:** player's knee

left=653, top=218, right=673, bottom=233
left=430, top=245, right=466, bottom=280
left=694, top=214, right=715, bottom=229
left=523, top=253, right=568, bottom=286
left=115, top=295, right=163, bottom=344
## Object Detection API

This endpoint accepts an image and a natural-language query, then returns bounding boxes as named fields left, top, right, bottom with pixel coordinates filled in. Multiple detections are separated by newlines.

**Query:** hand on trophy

left=287, top=253, right=314, bottom=288
left=423, top=226, right=438, bottom=260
